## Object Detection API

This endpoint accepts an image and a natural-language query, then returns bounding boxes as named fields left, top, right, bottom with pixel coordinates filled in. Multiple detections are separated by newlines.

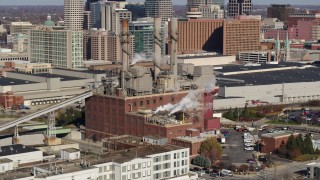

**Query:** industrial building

left=214, top=62, right=320, bottom=110
left=85, top=18, right=220, bottom=142
left=0, top=68, right=106, bottom=106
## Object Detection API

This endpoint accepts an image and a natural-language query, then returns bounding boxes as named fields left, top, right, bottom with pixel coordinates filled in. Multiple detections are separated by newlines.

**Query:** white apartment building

left=0, top=145, right=194, bottom=180
left=29, top=26, right=83, bottom=69
left=64, top=0, right=84, bottom=31
left=92, top=145, right=190, bottom=180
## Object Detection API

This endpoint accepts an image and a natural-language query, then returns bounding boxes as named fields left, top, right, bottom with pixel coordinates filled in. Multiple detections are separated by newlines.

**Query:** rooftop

left=0, top=77, right=38, bottom=86
left=89, top=145, right=185, bottom=164
left=216, top=66, right=320, bottom=87
left=54, top=68, right=106, bottom=75
left=11, top=72, right=85, bottom=81
left=174, top=131, right=217, bottom=143
left=261, top=131, right=298, bottom=138
left=0, top=158, right=12, bottom=164
left=61, top=148, right=79, bottom=153
left=0, top=144, right=40, bottom=157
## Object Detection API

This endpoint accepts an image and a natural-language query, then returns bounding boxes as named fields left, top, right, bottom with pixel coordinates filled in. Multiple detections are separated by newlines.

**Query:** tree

left=242, top=104, right=249, bottom=118
left=302, top=134, right=314, bottom=154
left=295, top=134, right=304, bottom=148
left=276, top=141, right=287, bottom=158
left=199, top=137, right=223, bottom=162
left=223, top=107, right=234, bottom=120
left=233, top=107, right=239, bottom=121
left=286, top=134, right=297, bottom=151
left=192, top=155, right=211, bottom=168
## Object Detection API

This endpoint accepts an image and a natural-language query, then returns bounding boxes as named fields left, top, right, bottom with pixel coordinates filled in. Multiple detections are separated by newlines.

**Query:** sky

left=0, top=0, right=319, bottom=5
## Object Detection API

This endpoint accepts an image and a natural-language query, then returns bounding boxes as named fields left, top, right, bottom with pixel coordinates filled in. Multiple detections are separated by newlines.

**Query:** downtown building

left=129, top=17, right=166, bottom=57
left=29, top=26, right=83, bottom=69
left=176, top=17, right=260, bottom=55
left=145, top=0, right=173, bottom=22
left=64, top=0, right=84, bottom=31
left=227, top=0, right=252, bottom=18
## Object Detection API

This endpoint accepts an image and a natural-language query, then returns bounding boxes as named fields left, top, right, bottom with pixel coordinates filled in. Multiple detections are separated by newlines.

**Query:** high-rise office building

left=187, top=0, right=225, bottom=10
left=90, top=1, right=103, bottom=28
left=199, top=4, right=224, bottom=19
left=83, top=11, right=91, bottom=30
left=129, top=17, right=166, bottom=57
left=64, top=0, right=84, bottom=31
left=83, top=29, right=135, bottom=62
left=85, top=0, right=99, bottom=11
left=223, top=18, right=260, bottom=55
left=145, top=0, right=173, bottom=22
left=267, top=4, right=295, bottom=26
left=9, top=22, right=35, bottom=35
left=125, top=3, right=145, bottom=21
left=227, top=0, right=252, bottom=18
left=29, top=26, right=83, bottom=69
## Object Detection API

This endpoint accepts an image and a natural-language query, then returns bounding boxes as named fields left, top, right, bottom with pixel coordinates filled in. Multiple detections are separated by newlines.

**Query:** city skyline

left=0, top=0, right=319, bottom=5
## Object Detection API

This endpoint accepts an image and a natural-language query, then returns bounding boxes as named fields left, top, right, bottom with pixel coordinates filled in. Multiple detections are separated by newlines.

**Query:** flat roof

left=0, top=144, right=40, bottom=157
left=0, top=77, right=38, bottom=86
left=215, top=62, right=304, bottom=73
left=178, top=54, right=225, bottom=59
left=54, top=68, right=106, bottom=75
left=11, top=72, right=85, bottom=81
left=89, top=145, right=185, bottom=164
left=62, top=148, right=79, bottom=153
left=217, top=66, right=320, bottom=87
left=261, top=131, right=298, bottom=138
left=0, top=158, right=12, bottom=163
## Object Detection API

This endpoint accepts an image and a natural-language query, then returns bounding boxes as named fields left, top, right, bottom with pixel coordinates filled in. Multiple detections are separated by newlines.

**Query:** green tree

left=233, top=107, right=239, bottom=121
left=302, top=134, right=314, bottom=154
left=242, top=104, right=249, bottom=118
left=223, top=107, right=234, bottom=120
left=295, top=134, right=304, bottom=148
left=199, top=137, right=223, bottom=162
left=286, top=134, right=297, bottom=151
left=192, top=155, right=211, bottom=168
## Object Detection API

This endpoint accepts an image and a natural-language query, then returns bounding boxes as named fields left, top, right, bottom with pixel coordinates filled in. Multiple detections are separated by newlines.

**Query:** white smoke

left=204, top=76, right=216, bottom=93
left=131, top=53, right=152, bottom=65
left=155, top=90, right=201, bottom=115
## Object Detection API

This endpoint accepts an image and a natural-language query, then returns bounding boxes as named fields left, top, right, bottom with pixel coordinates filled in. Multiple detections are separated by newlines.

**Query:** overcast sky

left=0, top=0, right=319, bottom=5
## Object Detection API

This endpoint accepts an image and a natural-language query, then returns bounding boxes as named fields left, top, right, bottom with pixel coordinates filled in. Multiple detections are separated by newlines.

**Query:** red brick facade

left=85, top=90, right=219, bottom=141
left=171, top=138, right=201, bottom=156
left=261, top=133, right=298, bottom=153
left=0, top=92, right=24, bottom=109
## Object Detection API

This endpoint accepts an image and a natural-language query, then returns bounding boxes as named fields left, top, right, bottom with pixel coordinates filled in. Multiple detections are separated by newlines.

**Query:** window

left=182, top=160, right=184, bottom=166
left=127, top=165, right=131, bottom=171
left=174, top=162, right=176, bottom=167
left=147, top=100, right=150, bottom=105
left=140, top=101, right=143, bottom=106
left=182, top=152, right=184, bottom=157
left=133, top=101, right=136, bottom=106
left=153, top=99, right=156, bottom=104
left=160, top=97, right=163, bottom=101
left=171, top=97, right=174, bottom=102
left=174, top=153, right=176, bottom=159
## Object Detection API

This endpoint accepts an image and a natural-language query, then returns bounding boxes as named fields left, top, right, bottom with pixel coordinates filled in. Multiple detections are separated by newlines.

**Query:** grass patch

left=266, top=120, right=302, bottom=125
left=293, top=154, right=319, bottom=162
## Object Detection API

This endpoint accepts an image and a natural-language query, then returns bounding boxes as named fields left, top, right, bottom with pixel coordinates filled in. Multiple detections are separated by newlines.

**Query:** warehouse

left=0, top=68, right=106, bottom=106
left=214, top=62, right=320, bottom=109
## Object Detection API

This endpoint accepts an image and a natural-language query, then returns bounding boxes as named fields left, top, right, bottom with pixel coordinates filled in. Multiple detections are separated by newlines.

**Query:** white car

left=245, top=143, right=256, bottom=147
left=244, top=147, right=254, bottom=151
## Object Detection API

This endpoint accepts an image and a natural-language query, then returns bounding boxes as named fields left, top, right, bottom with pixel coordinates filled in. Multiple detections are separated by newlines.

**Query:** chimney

left=169, top=18, right=178, bottom=78
left=121, top=19, right=130, bottom=97
left=154, top=18, right=162, bottom=80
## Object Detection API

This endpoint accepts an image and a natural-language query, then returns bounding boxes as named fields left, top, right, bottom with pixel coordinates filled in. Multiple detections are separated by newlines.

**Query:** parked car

left=244, top=147, right=254, bottom=151
left=193, top=167, right=201, bottom=172
left=268, top=129, right=274, bottom=133
left=220, top=169, right=233, bottom=176
left=246, top=158, right=256, bottom=163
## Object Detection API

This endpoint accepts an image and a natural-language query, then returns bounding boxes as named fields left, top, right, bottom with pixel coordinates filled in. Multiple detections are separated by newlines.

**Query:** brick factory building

left=0, top=91, right=24, bottom=109
left=176, top=18, right=260, bottom=55
left=260, top=131, right=299, bottom=154
left=85, top=89, right=219, bottom=142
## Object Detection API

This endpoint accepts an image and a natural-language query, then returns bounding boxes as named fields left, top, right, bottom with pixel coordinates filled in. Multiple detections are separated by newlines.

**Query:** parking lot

left=221, top=128, right=256, bottom=165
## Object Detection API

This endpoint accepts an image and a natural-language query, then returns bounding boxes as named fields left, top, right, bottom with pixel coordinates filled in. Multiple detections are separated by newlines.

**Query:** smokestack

left=154, top=18, right=162, bottom=80
left=121, top=19, right=130, bottom=97
left=169, top=18, right=178, bottom=78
